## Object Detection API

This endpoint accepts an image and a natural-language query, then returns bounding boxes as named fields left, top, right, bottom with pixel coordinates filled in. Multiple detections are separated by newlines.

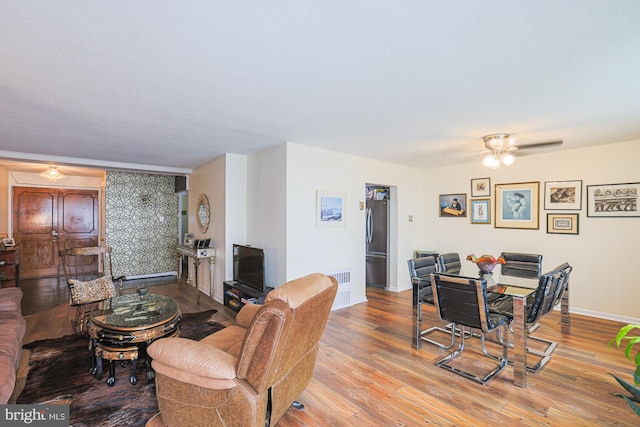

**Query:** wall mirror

left=196, top=193, right=210, bottom=234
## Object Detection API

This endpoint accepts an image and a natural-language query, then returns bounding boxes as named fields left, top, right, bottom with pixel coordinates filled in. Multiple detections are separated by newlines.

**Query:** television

left=233, top=244, right=265, bottom=293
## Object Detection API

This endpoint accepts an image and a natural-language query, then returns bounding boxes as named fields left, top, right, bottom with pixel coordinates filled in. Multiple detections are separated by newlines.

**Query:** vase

left=476, top=260, right=497, bottom=274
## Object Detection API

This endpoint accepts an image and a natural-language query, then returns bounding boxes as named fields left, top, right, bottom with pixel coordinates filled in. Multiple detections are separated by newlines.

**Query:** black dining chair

left=430, top=273, right=510, bottom=385
left=436, top=253, right=462, bottom=275
left=500, top=252, right=543, bottom=279
left=490, top=263, right=572, bottom=372
left=408, top=257, right=455, bottom=349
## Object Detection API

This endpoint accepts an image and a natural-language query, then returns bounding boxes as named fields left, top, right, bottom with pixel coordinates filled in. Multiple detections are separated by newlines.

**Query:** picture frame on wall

left=586, top=182, right=640, bottom=217
left=495, top=181, right=540, bottom=229
left=470, top=198, right=491, bottom=224
left=544, top=180, right=582, bottom=210
left=317, top=191, right=346, bottom=227
left=183, top=233, right=194, bottom=246
left=439, top=193, right=467, bottom=217
left=547, top=213, right=579, bottom=235
left=471, top=177, right=491, bottom=197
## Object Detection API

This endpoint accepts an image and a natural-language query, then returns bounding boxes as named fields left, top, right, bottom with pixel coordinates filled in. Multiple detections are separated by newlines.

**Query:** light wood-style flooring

left=21, top=279, right=638, bottom=426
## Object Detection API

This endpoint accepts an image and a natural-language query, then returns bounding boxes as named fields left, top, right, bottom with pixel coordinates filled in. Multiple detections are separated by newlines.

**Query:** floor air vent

left=325, top=269, right=352, bottom=310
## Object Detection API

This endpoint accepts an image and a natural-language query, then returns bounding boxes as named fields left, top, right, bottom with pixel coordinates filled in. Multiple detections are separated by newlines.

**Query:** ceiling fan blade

left=516, top=140, right=563, bottom=150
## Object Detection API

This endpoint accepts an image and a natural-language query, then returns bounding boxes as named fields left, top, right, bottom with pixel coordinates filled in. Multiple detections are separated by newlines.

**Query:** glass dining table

left=412, top=265, right=570, bottom=388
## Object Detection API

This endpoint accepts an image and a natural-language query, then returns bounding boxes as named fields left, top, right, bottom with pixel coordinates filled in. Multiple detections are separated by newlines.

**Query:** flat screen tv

left=233, top=244, right=265, bottom=293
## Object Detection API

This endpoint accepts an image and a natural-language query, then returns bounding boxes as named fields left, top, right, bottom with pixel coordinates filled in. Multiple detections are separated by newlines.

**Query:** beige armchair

left=146, top=273, right=337, bottom=427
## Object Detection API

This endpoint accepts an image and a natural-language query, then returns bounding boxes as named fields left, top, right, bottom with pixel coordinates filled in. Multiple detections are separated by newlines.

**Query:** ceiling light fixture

left=40, top=166, right=66, bottom=181
left=481, top=133, right=517, bottom=169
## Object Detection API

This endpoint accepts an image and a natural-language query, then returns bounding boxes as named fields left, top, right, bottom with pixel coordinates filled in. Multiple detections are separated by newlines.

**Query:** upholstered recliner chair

left=146, top=273, right=337, bottom=427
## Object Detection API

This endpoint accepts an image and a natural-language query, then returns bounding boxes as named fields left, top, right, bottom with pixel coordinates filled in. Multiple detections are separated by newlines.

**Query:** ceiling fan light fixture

left=482, top=132, right=511, bottom=150
left=40, top=166, right=66, bottom=181
left=482, top=153, right=501, bottom=169
left=500, top=152, right=515, bottom=166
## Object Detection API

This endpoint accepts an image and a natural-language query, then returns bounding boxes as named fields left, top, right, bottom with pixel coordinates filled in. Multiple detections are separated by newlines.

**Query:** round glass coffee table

left=88, top=293, right=181, bottom=386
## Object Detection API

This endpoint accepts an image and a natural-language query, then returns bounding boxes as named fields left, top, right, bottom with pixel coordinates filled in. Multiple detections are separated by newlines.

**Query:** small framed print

left=547, top=213, right=579, bottom=235
left=439, top=193, right=467, bottom=217
left=471, top=178, right=491, bottom=197
left=2, top=238, right=15, bottom=247
left=544, top=180, right=582, bottom=210
left=317, top=191, right=346, bottom=227
left=183, top=233, right=194, bottom=246
left=470, top=198, right=491, bottom=224
left=587, top=182, right=640, bottom=217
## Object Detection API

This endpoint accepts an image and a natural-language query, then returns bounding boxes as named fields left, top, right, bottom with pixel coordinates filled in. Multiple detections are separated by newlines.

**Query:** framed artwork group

left=442, top=176, right=637, bottom=233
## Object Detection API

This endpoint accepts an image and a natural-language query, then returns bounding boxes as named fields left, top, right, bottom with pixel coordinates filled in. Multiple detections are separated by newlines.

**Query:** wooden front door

left=12, top=187, right=99, bottom=279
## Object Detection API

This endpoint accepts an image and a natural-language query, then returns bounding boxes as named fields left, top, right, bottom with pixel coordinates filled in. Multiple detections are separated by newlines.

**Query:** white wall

left=224, top=153, right=247, bottom=288
left=247, top=144, right=287, bottom=289
left=189, top=139, right=639, bottom=322
left=423, top=139, right=640, bottom=322
left=282, top=143, right=424, bottom=305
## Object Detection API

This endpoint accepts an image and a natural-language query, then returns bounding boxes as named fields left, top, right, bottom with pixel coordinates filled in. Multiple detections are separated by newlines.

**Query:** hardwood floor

left=21, top=280, right=638, bottom=426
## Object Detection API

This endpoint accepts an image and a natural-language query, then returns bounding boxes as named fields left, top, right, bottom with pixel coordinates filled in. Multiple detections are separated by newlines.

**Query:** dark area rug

left=17, top=309, right=225, bottom=427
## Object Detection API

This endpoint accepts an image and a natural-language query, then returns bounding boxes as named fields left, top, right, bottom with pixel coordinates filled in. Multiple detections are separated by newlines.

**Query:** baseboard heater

left=324, top=269, right=353, bottom=310
left=124, top=271, right=177, bottom=280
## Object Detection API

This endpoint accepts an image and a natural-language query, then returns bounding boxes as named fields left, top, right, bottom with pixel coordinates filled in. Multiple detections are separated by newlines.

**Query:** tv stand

left=223, top=280, right=273, bottom=313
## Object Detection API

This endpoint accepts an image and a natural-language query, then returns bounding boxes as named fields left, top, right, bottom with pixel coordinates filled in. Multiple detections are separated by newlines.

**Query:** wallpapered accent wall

left=105, top=171, right=178, bottom=277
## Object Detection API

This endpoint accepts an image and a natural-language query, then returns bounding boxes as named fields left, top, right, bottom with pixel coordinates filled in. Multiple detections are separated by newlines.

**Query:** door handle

left=366, top=208, right=373, bottom=243
left=51, top=229, right=59, bottom=236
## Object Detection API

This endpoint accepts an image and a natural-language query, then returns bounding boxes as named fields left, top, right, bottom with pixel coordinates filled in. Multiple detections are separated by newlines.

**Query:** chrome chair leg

left=421, top=324, right=456, bottom=349
left=486, top=323, right=557, bottom=373
left=421, top=321, right=474, bottom=349
left=523, top=335, right=557, bottom=373
left=436, top=324, right=509, bottom=385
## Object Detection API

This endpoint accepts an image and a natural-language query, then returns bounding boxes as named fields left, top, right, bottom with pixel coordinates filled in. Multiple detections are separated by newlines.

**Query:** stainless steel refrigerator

left=366, top=199, right=388, bottom=288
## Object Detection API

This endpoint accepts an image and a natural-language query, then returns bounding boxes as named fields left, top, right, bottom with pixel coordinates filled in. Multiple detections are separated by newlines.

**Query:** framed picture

left=544, top=180, right=582, bottom=210
left=547, top=213, right=579, bottom=235
left=439, top=193, right=467, bottom=217
left=470, top=198, right=491, bottom=224
left=495, top=182, right=540, bottom=229
left=317, top=191, right=346, bottom=227
left=2, top=238, right=15, bottom=247
left=587, top=182, right=640, bottom=217
left=183, top=233, right=194, bottom=246
left=471, top=177, right=491, bottom=197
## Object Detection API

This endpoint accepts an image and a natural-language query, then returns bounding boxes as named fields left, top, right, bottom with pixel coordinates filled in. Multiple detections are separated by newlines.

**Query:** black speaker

left=175, top=175, right=187, bottom=192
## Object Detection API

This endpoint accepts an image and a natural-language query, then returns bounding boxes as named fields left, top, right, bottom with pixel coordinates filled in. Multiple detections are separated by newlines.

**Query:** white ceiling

left=2, top=1, right=640, bottom=173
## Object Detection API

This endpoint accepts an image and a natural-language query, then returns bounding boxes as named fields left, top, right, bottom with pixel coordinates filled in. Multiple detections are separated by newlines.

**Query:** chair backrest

left=408, top=256, right=437, bottom=302
left=526, top=263, right=572, bottom=324
left=437, top=253, right=462, bottom=274
left=407, top=256, right=437, bottom=279
left=430, top=273, right=494, bottom=333
left=500, top=252, right=542, bottom=279
left=236, top=273, right=337, bottom=399
left=59, top=246, right=114, bottom=283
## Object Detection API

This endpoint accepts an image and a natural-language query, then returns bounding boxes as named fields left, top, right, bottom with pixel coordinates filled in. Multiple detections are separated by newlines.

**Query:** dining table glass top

left=413, top=264, right=539, bottom=297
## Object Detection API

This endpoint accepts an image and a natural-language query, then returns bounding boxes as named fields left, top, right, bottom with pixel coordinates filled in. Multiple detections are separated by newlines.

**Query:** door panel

left=58, top=191, right=99, bottom=252
left=13, top=188, right=59, bottom=277
left=13, top=187, right=99, bottom=279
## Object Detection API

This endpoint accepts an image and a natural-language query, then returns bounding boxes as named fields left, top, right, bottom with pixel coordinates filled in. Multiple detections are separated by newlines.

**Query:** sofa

left=147, top=273, right=338, bottom=427
left=0, top=287, right=27, bottom=404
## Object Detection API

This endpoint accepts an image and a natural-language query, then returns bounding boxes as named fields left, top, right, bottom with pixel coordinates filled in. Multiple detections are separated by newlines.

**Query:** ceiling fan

left=480, top=133, right=563, bottom=169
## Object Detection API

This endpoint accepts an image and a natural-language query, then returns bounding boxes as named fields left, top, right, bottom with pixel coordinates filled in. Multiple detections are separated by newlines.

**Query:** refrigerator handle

left=366, top=207, right=373, bottom=243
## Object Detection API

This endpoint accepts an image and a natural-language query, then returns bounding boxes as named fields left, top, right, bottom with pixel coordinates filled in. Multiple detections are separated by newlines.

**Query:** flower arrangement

left=466, top=254, right=506, bottom=274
